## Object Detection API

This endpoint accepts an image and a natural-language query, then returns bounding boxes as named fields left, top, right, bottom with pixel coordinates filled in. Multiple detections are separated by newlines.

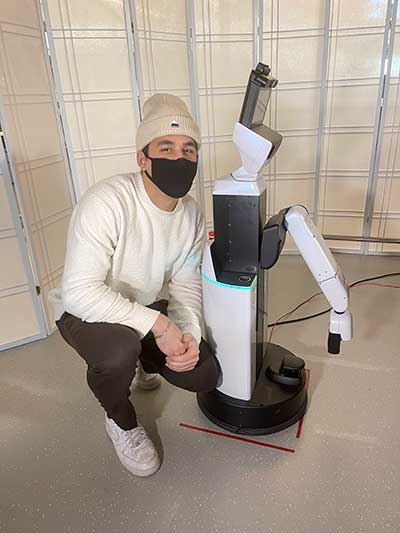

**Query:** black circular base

left=197, top=343, right=308, bottom=436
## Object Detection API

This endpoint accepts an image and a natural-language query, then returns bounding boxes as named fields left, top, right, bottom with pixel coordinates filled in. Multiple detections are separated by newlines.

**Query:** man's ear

left=136, top=150, right=146, bottom=170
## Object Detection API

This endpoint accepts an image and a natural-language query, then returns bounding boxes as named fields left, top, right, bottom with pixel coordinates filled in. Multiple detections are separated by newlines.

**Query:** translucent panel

left=53, top=41, right=75, bottom=94
left=0, top=238, right=29, bottom=290
left=263, top=0, right=272, bottom=31
left=44, top=0, right=400, bottom=263
left=64, top=102, right=88, bottom=152
left=14, top=171, right=36, bottom=231
left=0, top=292, right=40, bottom=346
left=195, top=0, right=253, bottom=34
left=379, top=131, right=400, bottom=174
left=12, top=103, right=63, bottom=161
left=322, top=133, right=373, bottom=171
left=323, top=216, right=364, bottom=237
left=210, top=42, right=253, bottom=88
left=335, top=0, right=387, bottom=29
left=139, top=39, right=153, bottom=92
left=390, top=30, right=400, bottom=77
left=30, top=230, right=48, bottom=281
left=275, top=136, right=317, bottom=174
left=323, top=177, right=368, bottom=211
left=273, top=179, right=315, bottom=211
left=31, top=162, right=72, bottom=220
left=43, top=216, right=70, bottom=273
left=144, top=0, right=187, bottom=33
left=74, top=158, right=92, bottom=195
left=200, top=93, right=243, bottom=137
left=0, top=0, right=39, bottom=27
left=200, top=142, right=216, bottom=182
left=0, top=174, right=14, bottom=229
left=3, top=33, right=50, bottom=95
left=92, top=154, right=138, bottom=182
left=73, top=38, right=132, bottom=93
left=277, top=0, right=325, bottom=31
left=375, top=177, right=400, bottom=211
left=274, top=36, right=324, bottom=83
left=276, top=88, right=320, bottom=131
left=84, top=100, right=136, bottom=149
left=150, top=41, right=190, bottom=90
left=0, top=0, right=75, bottom=344
left=322, top=216, right=363, bottom=250
left=385, top=78, right=400, bottom=127
left=47, top=0, right=126, bottom=29
left=328, top=34, right=383, bottom=80
left=371, top=218, right=400, bottom=251
left=325, top=85, right=379, bottom=127
left=196, top=43, right=210, bottom=89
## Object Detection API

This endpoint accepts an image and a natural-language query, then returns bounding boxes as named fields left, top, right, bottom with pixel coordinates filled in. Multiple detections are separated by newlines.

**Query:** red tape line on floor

left=180, top=423, right=295, bottom=453
left=296, top=368, right=310, bottom=439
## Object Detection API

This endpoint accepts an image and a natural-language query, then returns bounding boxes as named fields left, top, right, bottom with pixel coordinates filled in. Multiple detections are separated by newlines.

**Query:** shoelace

left=123, top=427, right=147, bottom=449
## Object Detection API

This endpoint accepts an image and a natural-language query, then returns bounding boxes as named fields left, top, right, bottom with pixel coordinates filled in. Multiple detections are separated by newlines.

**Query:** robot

left=197, top=63, right=353, bottom=435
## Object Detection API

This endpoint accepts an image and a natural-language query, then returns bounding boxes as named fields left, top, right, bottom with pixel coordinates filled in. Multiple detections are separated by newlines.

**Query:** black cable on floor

left=267, top=271, right=400, bottom=328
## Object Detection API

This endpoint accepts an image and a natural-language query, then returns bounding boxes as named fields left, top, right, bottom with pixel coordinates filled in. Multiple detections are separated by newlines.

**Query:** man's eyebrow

left=183, top=140, right=196, bottom=147
left=156, top=139, right=196, bottom=148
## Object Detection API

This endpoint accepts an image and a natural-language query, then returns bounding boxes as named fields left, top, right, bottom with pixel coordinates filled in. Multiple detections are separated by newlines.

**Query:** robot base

left=197, top=343, right=307, bottom=436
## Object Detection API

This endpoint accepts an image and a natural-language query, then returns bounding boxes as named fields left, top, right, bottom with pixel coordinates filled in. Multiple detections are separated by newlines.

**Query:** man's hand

left=165, top=332, right=200, bottom=373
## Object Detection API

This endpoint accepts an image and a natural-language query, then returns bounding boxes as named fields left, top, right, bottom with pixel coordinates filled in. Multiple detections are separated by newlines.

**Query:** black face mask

left=144, top=156, right=198, bottom=198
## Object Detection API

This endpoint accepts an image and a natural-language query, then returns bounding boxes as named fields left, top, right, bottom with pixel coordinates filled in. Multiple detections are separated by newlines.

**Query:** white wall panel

left=370, top=14, right=400, bottom=253
left=0, top=141, right=42, bottom=349
left=0, top=0, right=75, bottom=343
left=318, top=0, right=388, bottom=251
left=46, top=0, right=140, bottom=195
left=36, top=0, right=400, bottom=259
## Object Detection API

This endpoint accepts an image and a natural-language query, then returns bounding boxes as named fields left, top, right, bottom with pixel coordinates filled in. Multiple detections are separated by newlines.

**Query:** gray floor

left=1, top=254, right=400, bottom=533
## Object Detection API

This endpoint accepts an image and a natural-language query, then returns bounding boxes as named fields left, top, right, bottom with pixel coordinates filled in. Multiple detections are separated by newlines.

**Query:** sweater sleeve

left=167, top=208, right=205, bottom=345
left=61, top=190, right=160, bottom=338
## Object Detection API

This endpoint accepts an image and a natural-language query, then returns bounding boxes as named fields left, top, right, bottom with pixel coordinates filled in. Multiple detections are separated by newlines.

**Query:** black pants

left=55, top=300, right=220, bottom=430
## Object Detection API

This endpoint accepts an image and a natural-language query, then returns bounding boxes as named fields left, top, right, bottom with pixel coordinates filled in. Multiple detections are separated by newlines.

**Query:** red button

left=208, top=231, right=215, bottom=239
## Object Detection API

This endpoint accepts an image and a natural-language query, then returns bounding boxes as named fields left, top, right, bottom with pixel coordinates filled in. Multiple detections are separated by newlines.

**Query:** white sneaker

left=132, top=361, right=161, bottom=391
left=105, top=414, right=161, bottom=477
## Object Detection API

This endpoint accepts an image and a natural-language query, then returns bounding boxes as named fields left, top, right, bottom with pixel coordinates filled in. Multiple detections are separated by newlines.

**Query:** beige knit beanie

left=136, top=93, right=201, bottom=152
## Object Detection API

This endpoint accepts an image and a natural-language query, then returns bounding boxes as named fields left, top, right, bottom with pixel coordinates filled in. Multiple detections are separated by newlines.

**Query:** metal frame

left=125, top=0, right=145, bottom=123
left=40, top=0, right=81, bottom=202
left=186, top=0, right=205, bottom=213
left=324, top=234, right=400, bottom=244
left=313, top=0, right=331, bottom=225
left=253, top=0, right=263, bottom=64
left=0, top=107, right=47, bottom=350
left=362, top=0, right=399, bottom=253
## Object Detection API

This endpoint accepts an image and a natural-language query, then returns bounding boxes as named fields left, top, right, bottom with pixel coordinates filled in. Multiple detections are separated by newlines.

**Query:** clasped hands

left=151, top=314, right=200, bottom=372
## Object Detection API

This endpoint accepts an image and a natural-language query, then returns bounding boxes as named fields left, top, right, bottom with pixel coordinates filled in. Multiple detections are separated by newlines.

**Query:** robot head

left=232, top=63, right=282, bottom=179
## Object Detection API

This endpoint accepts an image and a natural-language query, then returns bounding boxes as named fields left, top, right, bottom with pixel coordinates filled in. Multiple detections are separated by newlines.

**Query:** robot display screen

left=250, top=87, right=271, bottom=127
left=239, top=63, right=275, bottom=129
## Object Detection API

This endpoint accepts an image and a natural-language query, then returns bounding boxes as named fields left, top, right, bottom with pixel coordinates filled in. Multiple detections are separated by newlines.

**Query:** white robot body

left=231, top=122, right=273, bottom=179
left=284, top=206, right=352, bottom=343
left=202, top=200, right=353, bottom=400
left=202, top=242, right=258, bottom=401
left=198, top=62, right=353, bottom=434
left=284, top=206, right=348, bottom=312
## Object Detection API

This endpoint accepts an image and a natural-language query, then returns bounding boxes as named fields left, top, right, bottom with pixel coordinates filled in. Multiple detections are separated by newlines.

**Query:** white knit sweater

left=48, top=172, right=205, bottom=344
